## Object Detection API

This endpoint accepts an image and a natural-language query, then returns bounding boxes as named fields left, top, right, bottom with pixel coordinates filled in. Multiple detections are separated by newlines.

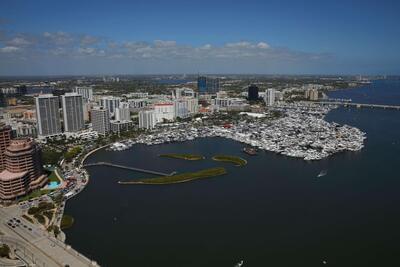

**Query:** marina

left=109, top=103, right=366, bottom=161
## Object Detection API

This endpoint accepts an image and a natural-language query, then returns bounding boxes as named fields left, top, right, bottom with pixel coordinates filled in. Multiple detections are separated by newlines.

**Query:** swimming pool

left=47, top=181, right=60, bottom=190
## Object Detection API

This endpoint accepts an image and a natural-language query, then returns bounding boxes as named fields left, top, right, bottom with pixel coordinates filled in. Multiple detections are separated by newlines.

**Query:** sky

left=0, top=0, right=399, bottom=76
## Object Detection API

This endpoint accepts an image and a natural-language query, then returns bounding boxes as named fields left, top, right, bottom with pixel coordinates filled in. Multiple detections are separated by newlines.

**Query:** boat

left=317, top=170, right=327, bottom=177
left=235, top=260, right=244, bottom=267
left=243, top=147, right=257, bottom=155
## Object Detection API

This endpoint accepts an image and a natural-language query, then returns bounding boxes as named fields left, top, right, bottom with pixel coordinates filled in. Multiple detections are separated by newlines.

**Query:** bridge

left=83, top=162, right=176, bottom=176
left=317, top=101, right=400, bottom=110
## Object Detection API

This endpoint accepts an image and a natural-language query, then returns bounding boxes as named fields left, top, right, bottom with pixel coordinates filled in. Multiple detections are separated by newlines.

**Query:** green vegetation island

left=118, top=167, right=227, bottom=185
left=159, top=153, right=205, bottom=161
left=60, top=214, right=74, bottom=230
left=212, top=155, right=247, bottom=166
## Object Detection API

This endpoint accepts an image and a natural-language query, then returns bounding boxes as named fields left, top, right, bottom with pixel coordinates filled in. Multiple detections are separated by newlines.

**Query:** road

left=0, top=205, right=98, bottom=267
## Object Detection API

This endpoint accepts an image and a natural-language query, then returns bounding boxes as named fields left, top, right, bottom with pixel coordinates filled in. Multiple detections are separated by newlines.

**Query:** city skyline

left=1, top=0, right=400, bottom=75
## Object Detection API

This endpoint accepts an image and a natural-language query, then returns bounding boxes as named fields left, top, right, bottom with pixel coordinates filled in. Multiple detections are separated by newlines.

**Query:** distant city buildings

left=91, top=107, right=110, bottom=135
left=247, top=85, right=259, bottom=101
left=35, top=94, right=62, bottom=137
left=61, top=93, right=85, bottom=133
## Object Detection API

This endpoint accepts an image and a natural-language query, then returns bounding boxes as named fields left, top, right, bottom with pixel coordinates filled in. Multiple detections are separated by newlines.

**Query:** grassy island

left=118, top=167, right=227, bottom=185
left=212, top=155, right=247, bottom=166
left=159, top=153, right=204, bottom=161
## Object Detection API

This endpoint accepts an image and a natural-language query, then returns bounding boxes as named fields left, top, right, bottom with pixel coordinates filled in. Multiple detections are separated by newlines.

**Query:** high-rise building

left=73, top=86, right=93, bottom=102
left=197, top=76, right=207, bottom=94
left=0, top=122, right=12, bottom=172
left=35, top=94, right=62, bottom=137
left=61, top=93, right=85, bottom=133
left=91, top=107, right=110, bottom=135
left=248, top=85, right=259, bottom=101
left=154, top=103, right=175, bottom=123
left=100, top=96, right=121, bottom=117
left=264, top=89, right=275, bottom=106
left=174, top=98, right=199, bottom=119
left=0, top=138, right=47, bottom=203
left=305, top=89, right=319, bottom=101
left=206, top=78, right=220, bottom=94
left=197, top=76, right=220, bottom=94
left=139, top=110, right=156, bottom=129
left=115, top=102, right=131, bottom=121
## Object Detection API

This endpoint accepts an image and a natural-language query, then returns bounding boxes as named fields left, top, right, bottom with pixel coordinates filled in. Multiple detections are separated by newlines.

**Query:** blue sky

left=0, top=0, right=399, bottom=75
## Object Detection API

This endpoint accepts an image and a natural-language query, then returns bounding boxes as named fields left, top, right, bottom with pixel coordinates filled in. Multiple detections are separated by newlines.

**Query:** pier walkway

left=83, top=162, right=176, bottom=176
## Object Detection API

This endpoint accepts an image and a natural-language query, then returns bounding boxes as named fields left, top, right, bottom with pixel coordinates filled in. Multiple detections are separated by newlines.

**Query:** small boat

left=317, top=170, right=327, bottom=177
left=243, top=147, right=257, bottom=155
left=235, top=260, right=244, bottom=267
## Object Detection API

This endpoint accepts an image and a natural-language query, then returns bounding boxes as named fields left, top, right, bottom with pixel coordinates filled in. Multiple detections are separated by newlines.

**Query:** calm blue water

left=65, top=80, right=400, bottom=267
left=328, top=80, right=400, bottom=105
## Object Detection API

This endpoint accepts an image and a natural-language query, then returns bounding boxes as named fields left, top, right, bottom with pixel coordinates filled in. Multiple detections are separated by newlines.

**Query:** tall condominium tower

left=0, top=138, right=46, bottom=203
left=139, top=110, right=156, bottom=129
left=115, top=102, right=131, bottom=121
left=197, top=76, right=207, bottom=94
left=0, top=122, right=12, bottom=171
left=197, top=76, right=220, bottom=94
left=35, top=94, right=62, bottom=137
left=100, top=96, right=121, bottom=117
left=61, top=93, right=85, bottom=133
left=264, top=89, right=276, bottom=106
left=91, top=107, right=110, bottom=135
left=73, top=86, right=93, bottom=102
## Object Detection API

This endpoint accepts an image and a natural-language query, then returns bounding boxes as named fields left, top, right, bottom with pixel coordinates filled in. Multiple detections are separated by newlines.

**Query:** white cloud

left=0, top=46, right=19, bottom=53
left=257, top=42, right=270, bottom=49
left=7, top=37, right=31, bottom=46
left=154, top=40, right=176, bottom=47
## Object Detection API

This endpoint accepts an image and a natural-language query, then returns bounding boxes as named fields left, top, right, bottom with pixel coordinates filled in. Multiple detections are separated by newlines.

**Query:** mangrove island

left=118, top=167, right=227, bottom=185
left=159, top=153, right=204, bottom=161
left=212, top=155, right=247, bottom=166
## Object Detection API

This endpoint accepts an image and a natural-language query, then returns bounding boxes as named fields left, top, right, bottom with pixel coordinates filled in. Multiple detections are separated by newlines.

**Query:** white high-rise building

left=264, top=89, right=276, bottom=106
left=100, top=96, right=121, bottom=117
left=139, top=110, right=156, bottom=129
left=115, top=102, right=131, bottom=121
left=174, top=98, right=199, bottom=119
left=35, top=94, right=62, bottom=137
left=73, top=86, right=93, bottom=102
left=154, top=103, right=175, bottom=123
left=61, top=93, right=85, bottom=133
left=91, top=107, right=110, bottom=135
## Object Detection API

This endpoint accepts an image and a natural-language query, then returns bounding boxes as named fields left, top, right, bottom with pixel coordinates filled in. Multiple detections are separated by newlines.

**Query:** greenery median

left=118, top=167, right=227, bottom=185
